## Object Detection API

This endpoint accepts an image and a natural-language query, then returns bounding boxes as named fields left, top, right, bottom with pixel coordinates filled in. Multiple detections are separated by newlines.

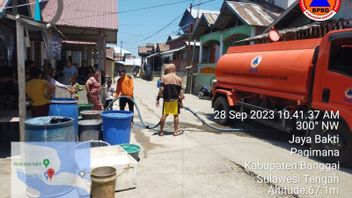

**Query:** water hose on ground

left=106, top=96, right=160, bottom=129
left=107, top=96, right=244, bottom=132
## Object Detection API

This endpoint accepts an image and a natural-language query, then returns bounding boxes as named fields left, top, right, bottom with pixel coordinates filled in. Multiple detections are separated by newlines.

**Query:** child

left=69, top=76, right=83, bottom=100
left=105, top=79, right=115, bottom=110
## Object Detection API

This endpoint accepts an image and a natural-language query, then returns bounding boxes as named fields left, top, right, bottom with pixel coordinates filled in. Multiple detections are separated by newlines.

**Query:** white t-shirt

left=105, top=85, right=115, bottom=100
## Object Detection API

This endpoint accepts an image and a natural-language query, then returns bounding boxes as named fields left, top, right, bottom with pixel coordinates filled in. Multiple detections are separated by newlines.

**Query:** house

left=0, top=0, right=118, bottom=141
left=191, top=0, right=284, bottom=93
left=0, top=0, right=70, bottom=141
left=237, top=0, right=352, bottom=44
left=41, top=0, right=118, bottom=78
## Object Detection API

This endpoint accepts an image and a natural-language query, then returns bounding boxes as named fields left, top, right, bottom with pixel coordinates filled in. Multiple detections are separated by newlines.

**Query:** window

left=329, top=38, right=352, bottom=77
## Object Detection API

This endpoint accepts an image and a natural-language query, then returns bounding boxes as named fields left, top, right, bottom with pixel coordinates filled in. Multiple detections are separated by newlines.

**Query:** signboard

left=200, top=67, right=216, bottom=74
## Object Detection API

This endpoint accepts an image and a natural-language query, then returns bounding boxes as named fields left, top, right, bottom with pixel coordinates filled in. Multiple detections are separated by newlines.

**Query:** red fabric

left=86, top=76, right=103, bottom=110
left=31, top=104, right=50, bottom=117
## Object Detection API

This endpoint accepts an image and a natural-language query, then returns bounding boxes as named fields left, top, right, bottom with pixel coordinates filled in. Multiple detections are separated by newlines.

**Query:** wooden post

left=97, top=29, right=106, bottom=72
left=16, top=21, right=26, bottom=141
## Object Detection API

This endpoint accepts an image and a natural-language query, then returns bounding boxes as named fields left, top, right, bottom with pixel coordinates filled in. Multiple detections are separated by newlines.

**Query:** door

left=322, top=37, right=352, bottom=107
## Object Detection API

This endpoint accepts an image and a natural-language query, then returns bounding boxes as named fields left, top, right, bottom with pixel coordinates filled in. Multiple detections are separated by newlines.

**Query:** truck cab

left=311, top=29, right=352, bottom=164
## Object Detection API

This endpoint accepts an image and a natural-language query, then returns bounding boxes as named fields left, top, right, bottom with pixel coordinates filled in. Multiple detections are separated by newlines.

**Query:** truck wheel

left=213, top=96, right=230, bottom=125
left=310, top=119, right=352, bottom=166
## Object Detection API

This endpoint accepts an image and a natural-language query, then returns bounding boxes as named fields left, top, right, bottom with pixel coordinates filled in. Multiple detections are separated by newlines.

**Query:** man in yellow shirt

left=116, top=68, right=134, bottom=113
left=26, top=67, right=54, bottom=117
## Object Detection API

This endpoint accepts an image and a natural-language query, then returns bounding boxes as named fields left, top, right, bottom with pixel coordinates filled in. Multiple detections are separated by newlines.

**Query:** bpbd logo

left=249, top=56, right=262, bottom=73
left=299, top=0, right=341, bottom=21
left=345, top=88, right=352, bottom=102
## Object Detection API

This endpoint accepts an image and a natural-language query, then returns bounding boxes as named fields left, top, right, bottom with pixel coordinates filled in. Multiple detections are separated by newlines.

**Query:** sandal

left=159, top=132, right=164, bottom=136
left=173, top=130, right=184, bottom=136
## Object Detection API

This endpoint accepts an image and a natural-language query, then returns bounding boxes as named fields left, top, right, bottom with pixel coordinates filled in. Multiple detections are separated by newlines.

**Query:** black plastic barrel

left=81, top=110, right=102, bottom=120
left=78, top=120, right=102, bottom=141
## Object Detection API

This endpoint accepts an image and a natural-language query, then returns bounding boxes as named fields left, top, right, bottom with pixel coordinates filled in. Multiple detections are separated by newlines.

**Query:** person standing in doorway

left=62, top=60, right=78, bottom=85
left=156, top=64, right=184, bottom=136
left=116, top=68, right=134, bottom=114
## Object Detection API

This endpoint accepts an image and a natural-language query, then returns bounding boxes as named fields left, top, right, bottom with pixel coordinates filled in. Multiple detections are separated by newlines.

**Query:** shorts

left=163, top=100, right=179, bottom=115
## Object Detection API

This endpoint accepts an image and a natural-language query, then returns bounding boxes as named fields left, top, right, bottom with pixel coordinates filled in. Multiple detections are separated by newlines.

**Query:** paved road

left=1, top=78, right=351, bottom=198
left=118, top=78, right=352, bottom=198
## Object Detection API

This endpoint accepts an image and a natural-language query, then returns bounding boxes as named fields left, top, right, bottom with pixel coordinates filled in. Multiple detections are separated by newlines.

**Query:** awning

left=146, top=52, right=159, bottom=59
left=160, top=46, right=186, bottom=55
left=147, top=46, right=187, bottom=59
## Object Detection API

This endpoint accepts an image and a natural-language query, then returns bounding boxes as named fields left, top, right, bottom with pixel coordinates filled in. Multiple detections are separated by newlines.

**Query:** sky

left=116, top=0, right=223, bottom=56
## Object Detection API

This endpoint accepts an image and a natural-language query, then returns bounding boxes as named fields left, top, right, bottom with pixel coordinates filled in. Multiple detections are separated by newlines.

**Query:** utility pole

left=187, top=3, right=193, bottom=94
left=120, top=41, right=123, bottom=61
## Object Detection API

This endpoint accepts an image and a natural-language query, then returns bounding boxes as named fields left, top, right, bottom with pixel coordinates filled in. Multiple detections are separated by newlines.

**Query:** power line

left=69, top=0, right=193, bottom=14
left=56, top=0, right=191, bottom=22
left=136, top=13, right=183, bottom=42
left=119, top=31, right=146, bottom=38
left=62, top=0, right=194, bottom=16
left=44, top=0, right=215, bottom=26
left=119, top=0, right=193, bottom=13
left=119, top=23, right=169, bottom=27
left=3, top=0, right=48, bottom=9
left=134, top=0, right=216, bottom=42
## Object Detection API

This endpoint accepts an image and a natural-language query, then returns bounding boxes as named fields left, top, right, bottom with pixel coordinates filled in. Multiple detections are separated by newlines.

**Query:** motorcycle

left=198, top=85, right=212, bottom=99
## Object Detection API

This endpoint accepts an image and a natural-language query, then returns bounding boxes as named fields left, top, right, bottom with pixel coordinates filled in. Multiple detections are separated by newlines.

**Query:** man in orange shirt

left=116, top=68, right=134, bottom=114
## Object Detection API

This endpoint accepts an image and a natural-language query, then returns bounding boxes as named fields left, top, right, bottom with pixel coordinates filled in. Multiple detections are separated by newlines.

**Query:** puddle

left=132, top=124, right=163, bottom=159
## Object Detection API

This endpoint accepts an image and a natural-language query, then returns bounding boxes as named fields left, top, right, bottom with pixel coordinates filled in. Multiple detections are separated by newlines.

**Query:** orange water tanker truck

left=212, top=29, right=352, bottom=164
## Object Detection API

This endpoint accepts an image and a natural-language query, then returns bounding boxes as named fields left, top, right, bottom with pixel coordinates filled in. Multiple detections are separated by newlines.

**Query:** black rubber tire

left=310, top=119, right=352, bottom=166
left=213, top=96, right=230, bottom=125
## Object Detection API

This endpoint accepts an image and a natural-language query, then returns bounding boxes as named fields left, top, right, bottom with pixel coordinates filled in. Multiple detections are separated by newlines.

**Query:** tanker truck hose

left=183, top=107, right=243, bottom=132
left=106, top=96, right=244, bottom=132
left=105, top=96, right=161, bottom=129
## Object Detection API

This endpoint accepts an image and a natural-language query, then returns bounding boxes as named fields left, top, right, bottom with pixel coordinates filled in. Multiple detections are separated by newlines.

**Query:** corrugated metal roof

left=41, top=0, right=118, bottom=30
left=168, top=35, right=180, bottom=41
left=156, top=43, right=170, bottom=52
left=203, top=12, right=220, bottom=25
left=188, top=8, right=219, bottom=19
left=138, top=46, right=154, bottom=55
left=226, top=1, right=275, bottom=26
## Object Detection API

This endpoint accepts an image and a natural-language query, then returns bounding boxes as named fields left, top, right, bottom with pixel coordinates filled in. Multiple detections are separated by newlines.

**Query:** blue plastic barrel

left=25, top=116, right=75, bottom=141
left=49, top=98, right=79, bottom=139
left=101, top=110, right=133, bottom=145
